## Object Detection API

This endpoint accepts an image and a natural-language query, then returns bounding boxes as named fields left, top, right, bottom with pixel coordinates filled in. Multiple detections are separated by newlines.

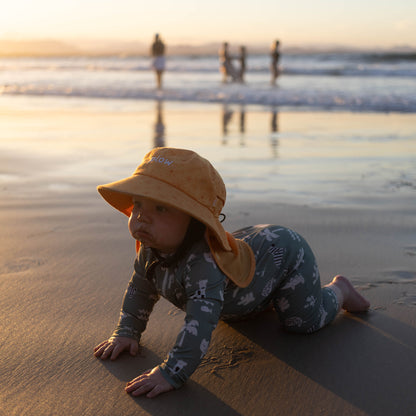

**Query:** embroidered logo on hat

left=149, top=156, right=173, bottom=166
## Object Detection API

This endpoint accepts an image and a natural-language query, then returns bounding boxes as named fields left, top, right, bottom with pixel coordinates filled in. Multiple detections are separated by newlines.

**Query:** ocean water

left=1, top=51, right=416, bottom=112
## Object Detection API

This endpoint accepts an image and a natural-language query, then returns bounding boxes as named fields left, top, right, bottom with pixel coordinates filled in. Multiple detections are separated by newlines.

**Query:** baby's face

left=128, top=196, right=191, bottom=254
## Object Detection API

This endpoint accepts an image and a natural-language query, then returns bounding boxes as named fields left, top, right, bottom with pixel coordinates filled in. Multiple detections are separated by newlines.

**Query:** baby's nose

left=136, top=209, right=150, bottom=223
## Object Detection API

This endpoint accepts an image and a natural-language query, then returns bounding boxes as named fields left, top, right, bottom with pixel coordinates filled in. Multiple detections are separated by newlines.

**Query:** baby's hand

left=125, top=367, right=174, bottom=398
left=93, top=336, right=138, bottom=361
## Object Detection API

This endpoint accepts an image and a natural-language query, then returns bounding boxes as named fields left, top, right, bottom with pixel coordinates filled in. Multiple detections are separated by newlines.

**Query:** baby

left=94, top=147, right=370, bottom=398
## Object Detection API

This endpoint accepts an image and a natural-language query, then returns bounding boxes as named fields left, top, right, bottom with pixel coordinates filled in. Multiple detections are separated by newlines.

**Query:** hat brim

left=97, top=173, right=231, bottom=251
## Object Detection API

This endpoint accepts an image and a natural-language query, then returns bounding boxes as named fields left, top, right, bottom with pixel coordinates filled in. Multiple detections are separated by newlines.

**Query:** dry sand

left=1, top=98, right=415, bottom=415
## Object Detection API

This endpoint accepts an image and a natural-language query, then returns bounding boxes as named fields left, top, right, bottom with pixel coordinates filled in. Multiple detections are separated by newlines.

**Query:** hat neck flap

left=206, top=230, right=255, bottom=288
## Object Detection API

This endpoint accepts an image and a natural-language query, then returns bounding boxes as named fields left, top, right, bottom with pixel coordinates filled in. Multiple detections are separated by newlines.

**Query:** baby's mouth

left=133, top=228, right=152, bottom=241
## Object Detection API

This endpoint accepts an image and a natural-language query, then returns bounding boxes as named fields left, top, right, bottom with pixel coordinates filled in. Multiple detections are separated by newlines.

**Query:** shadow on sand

left=228, top=308, right=416, bottom=416
left=98, top=346, right=242, bottom=416
left=97, top=306, right=415, bottom=416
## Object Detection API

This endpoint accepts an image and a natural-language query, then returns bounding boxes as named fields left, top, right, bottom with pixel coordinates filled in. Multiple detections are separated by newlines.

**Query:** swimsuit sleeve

left=112, top=256, right=160, bottom=342
left=158, top=252, right=225, bottom=389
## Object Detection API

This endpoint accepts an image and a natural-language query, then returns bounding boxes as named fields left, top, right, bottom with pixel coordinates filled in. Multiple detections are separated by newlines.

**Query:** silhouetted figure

left=238, top=46, right=247, bottom=82
left=270, top=40, right=281, bottom=85
left=153, top=100, right=166, bottom=148
left=219, top=42, right=239, bottom=83
left=151, top=34, right=166, bottom=89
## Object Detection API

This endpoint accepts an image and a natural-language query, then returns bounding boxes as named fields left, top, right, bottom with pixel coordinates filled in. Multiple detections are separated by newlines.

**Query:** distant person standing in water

left=219, top=42, right=239, bottom=83
left=270, top=40, right=281, bottom=85
left=238, top=46, right=247, bottom=83
left=151, top=34, right=166, bottom=89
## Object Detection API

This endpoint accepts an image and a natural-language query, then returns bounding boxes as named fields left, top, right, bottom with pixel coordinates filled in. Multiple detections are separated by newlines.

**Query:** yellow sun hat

left=97, top=147, right=255, bottom=287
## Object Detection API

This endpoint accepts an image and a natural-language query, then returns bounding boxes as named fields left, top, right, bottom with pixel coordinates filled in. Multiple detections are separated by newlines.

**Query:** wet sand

left=1, top=97, right=415, bottom=415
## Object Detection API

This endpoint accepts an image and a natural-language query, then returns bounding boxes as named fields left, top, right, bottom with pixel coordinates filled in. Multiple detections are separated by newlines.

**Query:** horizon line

left=0, top=37, right=415, bottom=58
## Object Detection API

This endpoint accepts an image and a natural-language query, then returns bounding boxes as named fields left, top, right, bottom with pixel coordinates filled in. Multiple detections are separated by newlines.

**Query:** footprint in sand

left=1, top=257, right=44, bottom=274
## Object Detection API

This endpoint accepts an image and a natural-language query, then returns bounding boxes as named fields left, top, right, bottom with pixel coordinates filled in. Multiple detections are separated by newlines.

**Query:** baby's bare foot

left=332, top=275, right=370, bottom=312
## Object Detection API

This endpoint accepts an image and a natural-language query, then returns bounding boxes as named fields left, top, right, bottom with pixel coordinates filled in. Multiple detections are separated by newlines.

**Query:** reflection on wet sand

left=149, top=101, right=279, bottom=158
left=270, top=107, right=279, bottom=158
left=221, top=104, right=279, bottom=157
left=221, top=104, right=234, bottom=142
left=222, top=104, right=246, bottom=146
left=239, top=106, right=246, bottom=134
left=153, top=100, right=166, bottom=148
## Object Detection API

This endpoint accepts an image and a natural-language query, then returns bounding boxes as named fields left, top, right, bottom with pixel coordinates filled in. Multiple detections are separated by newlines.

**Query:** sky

left=1, top=0, right=416, bottom=49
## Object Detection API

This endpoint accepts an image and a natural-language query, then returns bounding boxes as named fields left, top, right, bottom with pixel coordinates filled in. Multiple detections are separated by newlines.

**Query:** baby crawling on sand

left=94, top=147, right=370, bottom=398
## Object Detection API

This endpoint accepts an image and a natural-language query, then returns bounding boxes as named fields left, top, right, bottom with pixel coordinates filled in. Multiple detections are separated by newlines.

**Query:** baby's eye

left=156, top=205, right=168, bottom=213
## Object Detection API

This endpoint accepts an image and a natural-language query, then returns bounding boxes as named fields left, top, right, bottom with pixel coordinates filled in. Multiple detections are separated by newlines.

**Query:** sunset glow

left=1, top=0, right=415, bottom=51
